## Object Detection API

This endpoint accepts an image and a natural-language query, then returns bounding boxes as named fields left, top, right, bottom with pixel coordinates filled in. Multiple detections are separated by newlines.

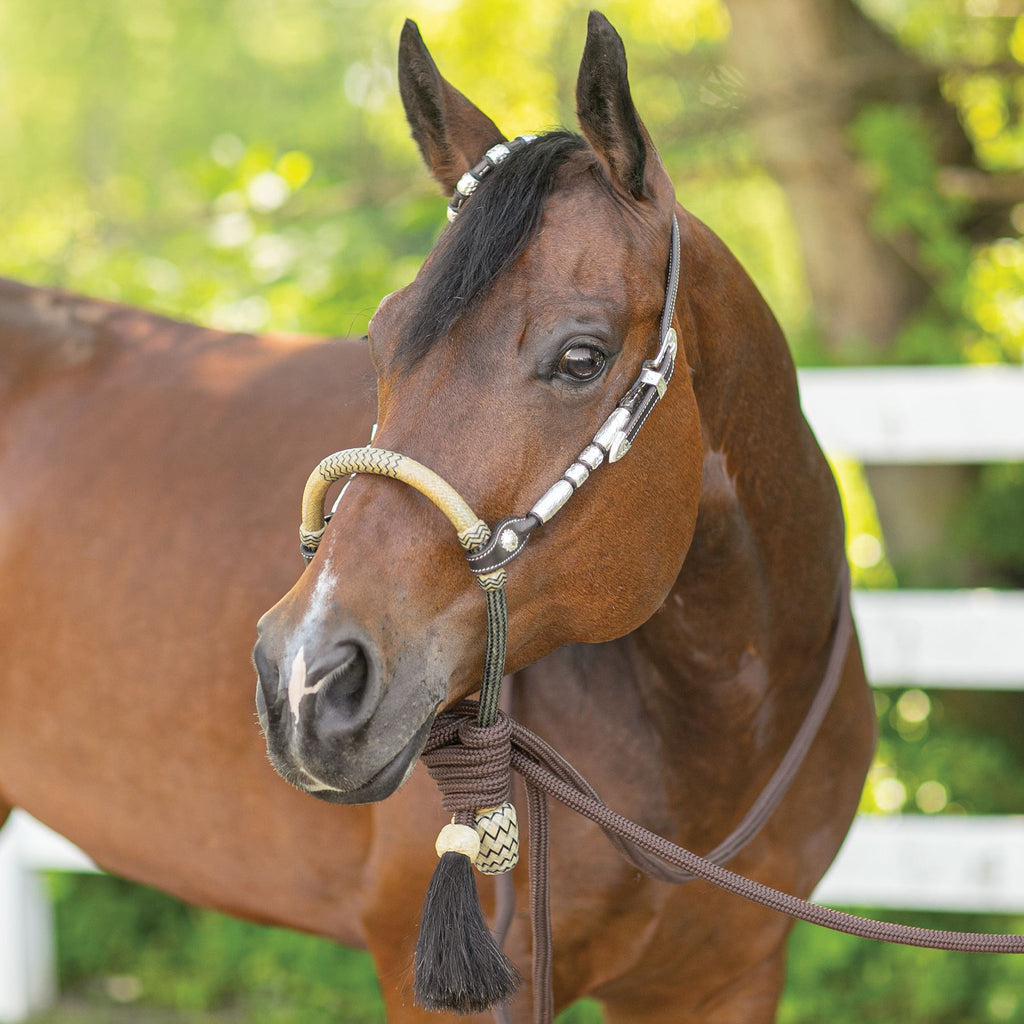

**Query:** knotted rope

left=421, top=713, right=513, bottom=826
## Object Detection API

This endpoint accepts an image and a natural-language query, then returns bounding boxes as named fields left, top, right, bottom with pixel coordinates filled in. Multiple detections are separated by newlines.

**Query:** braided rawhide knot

left=422, top=704, right=520, bottom=874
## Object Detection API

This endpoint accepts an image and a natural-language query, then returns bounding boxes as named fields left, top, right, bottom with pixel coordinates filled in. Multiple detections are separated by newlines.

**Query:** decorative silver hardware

left=447, top=135, right=540, bottom=222
left=455, top=172, right=479, bottom=197
left=607, top=434, right=632, bottom=463
left=530, top=479, right=574, bottom=524
left=578, top=445, right=605, bottom=471
left=592, top=407, right=630, bottom=453
left=499, top=528, right=519, bottom=552
left=657, top=327, right=677, bottom=362
left=639, top=366, right=668, bottom=396
left=564, top=462, right=590, bottom=488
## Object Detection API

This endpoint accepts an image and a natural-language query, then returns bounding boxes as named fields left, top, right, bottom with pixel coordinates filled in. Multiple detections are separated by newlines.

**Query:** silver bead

left=564, top=461, right=590, bottom=489
left=530, top=478, right=574, bottom=524
left=485, top=143, right=511, bottom=164
left=578, top=444, right=605, bottom=471
left=455, top=172, right=479, bottom=197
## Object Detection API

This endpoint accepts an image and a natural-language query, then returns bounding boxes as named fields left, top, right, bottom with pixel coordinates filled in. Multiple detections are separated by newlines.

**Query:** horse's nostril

left=253, top=640, right=280, bottom=713
left=315, top=642, right=371, bottom=725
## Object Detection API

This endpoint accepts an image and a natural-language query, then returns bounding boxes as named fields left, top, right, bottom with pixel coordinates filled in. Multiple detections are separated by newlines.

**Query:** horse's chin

left=274, top=712, right=435, bottom=805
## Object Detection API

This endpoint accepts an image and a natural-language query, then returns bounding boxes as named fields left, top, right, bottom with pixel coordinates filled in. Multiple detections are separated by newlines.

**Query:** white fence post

left=0, top=816, right=57, bottom=1023
left=0, top=812, right=98, bottom=1023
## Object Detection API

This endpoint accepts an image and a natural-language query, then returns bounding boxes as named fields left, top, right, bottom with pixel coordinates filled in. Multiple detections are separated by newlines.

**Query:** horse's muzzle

left=253, top=630, right=439, bottom=803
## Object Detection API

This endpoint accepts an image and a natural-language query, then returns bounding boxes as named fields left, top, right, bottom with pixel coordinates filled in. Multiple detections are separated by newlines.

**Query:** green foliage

left=50, top=875, right=384, bottom=1023
left=952, top=463, right=1024, bottom=586
left=781, top=912, right=1024, bottom=1024
left=965, top=241, right=1024, bottom=364
left=848, top=103, right=975, bottom=364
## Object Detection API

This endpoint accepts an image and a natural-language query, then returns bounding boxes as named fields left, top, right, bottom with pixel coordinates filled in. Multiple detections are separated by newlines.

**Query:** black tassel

left=413, top=851, right=521, bottom=1014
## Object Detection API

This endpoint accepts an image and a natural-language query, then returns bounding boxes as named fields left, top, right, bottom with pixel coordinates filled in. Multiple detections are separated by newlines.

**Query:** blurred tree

left=725, top=0, right=1024, bottom=365
left=722, top=0, right=1024, bottom=588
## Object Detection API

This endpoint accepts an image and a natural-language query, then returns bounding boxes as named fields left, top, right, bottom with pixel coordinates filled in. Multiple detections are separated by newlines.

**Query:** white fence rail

left=804, top=366, right=1024, bottom=912
left=799, top=365, right=1024, bottom=462
left=2, top=366, right=1022, bottom=1022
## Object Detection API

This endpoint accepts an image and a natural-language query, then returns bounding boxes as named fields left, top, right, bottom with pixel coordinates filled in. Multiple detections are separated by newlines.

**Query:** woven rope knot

left=422, top=706, right=512, bottom=821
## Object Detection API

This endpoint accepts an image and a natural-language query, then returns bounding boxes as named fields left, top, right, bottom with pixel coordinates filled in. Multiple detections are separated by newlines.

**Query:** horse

left=252, top=11, right=876, bottom=1024
left=0, top=12, right=875, bottom=1023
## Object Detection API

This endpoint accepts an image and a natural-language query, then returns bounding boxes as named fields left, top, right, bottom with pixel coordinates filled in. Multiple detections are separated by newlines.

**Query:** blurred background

left=1, top=0, right=1023, bottom=1021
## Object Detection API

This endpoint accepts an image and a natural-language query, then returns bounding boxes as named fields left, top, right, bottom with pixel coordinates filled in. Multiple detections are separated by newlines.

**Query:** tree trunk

left=723, top=0, right=971, bottom=357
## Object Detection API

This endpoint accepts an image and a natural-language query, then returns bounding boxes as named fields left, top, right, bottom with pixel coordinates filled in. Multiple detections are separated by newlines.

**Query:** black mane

left=398, top=130, right=592, bottom=364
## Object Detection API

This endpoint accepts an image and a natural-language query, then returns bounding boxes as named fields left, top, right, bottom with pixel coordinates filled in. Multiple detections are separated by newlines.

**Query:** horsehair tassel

left=415, top=714, right=521, bottom=1014
left=413, top=589, right=519, bottom=1013
left=414, top=819, right=521, bottom=1014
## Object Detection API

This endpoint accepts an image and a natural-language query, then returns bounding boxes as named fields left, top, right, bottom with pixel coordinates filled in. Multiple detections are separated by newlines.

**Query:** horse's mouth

left=273, top=712, right=436, bottom=805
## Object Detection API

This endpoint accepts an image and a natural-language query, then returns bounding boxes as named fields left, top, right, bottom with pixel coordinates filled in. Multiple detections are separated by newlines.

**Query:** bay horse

left=0, top=12, right=874, bottom=1024
left=253, top=11, right=875, bottom=1024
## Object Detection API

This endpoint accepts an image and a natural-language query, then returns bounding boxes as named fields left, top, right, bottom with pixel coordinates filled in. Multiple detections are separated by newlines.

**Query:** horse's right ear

left=575, top=11, right=656, bottom=202
left=398, top=20, right=507, bottom=194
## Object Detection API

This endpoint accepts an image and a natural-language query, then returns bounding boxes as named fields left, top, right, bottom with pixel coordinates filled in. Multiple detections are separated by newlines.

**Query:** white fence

left=1, top=365, right=1023, bottom=1022
left=805, top=366, right=1024, bottom=909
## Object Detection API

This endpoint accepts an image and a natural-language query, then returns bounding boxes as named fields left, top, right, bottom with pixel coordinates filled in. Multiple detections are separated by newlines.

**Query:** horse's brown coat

left=1, top=13, right=875, bottom=1023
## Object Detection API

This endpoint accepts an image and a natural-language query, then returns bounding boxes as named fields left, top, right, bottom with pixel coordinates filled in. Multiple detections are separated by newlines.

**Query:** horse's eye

left=557, top=345, right=606, bottom=382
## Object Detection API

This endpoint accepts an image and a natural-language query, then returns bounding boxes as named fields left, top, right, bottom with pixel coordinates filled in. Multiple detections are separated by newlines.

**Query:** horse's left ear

left=576, top=11, right=660, bottom=202
left=398, top=20, right=507, bottom=193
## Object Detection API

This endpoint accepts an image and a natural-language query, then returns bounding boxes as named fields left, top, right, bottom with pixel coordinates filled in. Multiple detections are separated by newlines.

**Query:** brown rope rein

left=423, top=692, right=1024, bottom=1024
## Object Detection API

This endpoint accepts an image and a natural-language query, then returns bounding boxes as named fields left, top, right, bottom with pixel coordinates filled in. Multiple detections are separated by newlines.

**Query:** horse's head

left=254, top=13, right=702, bottom=803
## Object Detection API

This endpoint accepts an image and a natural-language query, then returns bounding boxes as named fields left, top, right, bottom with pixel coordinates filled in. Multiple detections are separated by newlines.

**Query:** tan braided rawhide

left=300, top=446, right=506, bottom=591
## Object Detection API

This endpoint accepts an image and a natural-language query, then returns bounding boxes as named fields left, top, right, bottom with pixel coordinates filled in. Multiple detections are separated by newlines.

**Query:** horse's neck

left=669, top=209, right=845, bottom=667
left=649, top=212, right=844, bottom=789
left=520, top=212, right=846, bottom=841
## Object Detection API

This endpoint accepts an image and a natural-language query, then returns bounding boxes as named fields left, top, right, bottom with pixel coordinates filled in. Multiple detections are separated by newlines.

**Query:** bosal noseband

left=296, top=141, right=1024, bottom=1022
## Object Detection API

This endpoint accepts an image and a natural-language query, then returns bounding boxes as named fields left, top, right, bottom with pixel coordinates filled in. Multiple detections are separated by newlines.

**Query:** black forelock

left=396, top=130, right=593, bottom=364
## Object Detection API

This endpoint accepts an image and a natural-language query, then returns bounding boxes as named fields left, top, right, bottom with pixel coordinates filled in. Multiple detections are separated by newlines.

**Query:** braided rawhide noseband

left=300, top=447, right=510, bottom=729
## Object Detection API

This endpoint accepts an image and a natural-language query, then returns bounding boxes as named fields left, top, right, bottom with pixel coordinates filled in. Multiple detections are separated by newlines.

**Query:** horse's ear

left=575, top=11, right=656, bottom=201
left=398, top=20, right=507, bottom=193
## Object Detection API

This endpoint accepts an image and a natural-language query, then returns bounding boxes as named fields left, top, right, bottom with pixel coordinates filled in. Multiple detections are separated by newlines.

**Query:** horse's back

left=0, top=279, right=378, bottom=944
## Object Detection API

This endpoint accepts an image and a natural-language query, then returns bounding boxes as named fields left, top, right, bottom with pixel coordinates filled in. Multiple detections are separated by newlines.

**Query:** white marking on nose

left=287, top=647, right=331, bottom=720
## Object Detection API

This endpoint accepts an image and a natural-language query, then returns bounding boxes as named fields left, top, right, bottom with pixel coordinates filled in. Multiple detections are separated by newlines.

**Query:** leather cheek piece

left=465, top=514, right=542, bottom=575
